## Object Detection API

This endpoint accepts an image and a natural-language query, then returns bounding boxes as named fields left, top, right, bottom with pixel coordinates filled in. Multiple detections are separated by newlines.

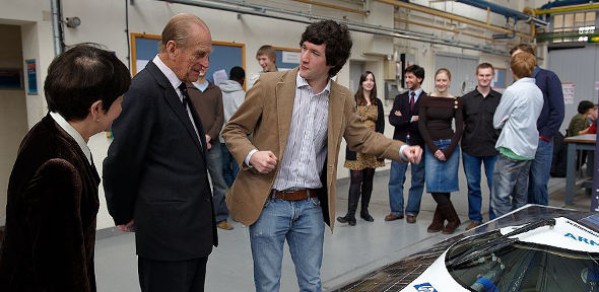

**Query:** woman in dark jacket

left=0, top=44, right=130, bottom=292
left=337, top=71, right=385, bottom=226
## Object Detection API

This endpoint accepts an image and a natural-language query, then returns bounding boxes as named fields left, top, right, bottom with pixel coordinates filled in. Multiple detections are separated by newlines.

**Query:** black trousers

left=138, top=256, right=208, bottom=292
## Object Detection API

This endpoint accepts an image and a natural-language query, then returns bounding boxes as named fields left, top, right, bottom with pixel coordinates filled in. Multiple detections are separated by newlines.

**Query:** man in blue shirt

left=510, top=44, right=565, bottom=206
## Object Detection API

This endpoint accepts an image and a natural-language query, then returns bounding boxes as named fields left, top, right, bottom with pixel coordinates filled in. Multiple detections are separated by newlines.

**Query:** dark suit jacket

left=0, top=115, right=100, bottom=291
left=533, top=66, right=565, bottom=140
left=103, top=61, right=217, bottom=261
left=389, top=90, right=427, bottom=147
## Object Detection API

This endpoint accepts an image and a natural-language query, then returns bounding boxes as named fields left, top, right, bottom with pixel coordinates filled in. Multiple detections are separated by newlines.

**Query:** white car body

left=401, top=217, right=599, bottom=292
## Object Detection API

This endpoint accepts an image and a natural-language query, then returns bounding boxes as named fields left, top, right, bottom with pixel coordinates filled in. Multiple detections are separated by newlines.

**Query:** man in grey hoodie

left=219, top=66, right=246, bottom=186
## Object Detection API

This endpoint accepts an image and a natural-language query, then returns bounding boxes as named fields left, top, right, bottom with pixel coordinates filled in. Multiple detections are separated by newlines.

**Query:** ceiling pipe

left=374, top=0, right=533, bottom=39
left=455, top=0, right=548, bottom=26
left=289, top=0, right=369, bottom=16
left=155, top=0, right=509, bottom=55
left=540, top=0, right=599, bottom=10
left=535, top=3, right=599, bottom=15
left=395, top=16, right=493, bottom=41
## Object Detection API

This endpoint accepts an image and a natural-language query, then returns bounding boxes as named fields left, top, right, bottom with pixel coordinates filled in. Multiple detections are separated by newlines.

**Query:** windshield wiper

left=447, top=218, right=556, bottom=267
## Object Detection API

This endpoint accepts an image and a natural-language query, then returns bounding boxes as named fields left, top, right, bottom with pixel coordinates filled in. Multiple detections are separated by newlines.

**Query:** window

left=552, top=11, right=596, bottom=43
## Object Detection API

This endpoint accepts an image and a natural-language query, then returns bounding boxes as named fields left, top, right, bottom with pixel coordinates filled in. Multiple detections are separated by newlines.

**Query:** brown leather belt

left=272, top=189, right=317, bottom=201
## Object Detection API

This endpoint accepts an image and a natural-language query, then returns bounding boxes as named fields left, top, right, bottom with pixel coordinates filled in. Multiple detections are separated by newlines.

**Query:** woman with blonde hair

left=418, top=68, right=464, bottom=234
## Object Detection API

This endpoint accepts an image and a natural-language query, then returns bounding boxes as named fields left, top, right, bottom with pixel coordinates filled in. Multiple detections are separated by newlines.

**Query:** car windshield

left=445, top=229, right=599, bottom=292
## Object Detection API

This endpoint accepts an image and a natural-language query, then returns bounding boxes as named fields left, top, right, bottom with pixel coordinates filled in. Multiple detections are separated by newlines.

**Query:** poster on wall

left=0, top=69, right=22, bottom=89
left=26, top=59, right=37, bottom=95
left=562, top=82, right=575, bottom=105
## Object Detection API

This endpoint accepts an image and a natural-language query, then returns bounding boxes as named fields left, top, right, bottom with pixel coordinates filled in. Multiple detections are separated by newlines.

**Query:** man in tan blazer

left=222, top=20, right=422, bottom=292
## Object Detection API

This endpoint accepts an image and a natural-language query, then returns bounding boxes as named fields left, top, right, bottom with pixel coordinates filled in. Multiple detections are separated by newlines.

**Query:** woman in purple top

left=418, top=68, right=464, bottom=234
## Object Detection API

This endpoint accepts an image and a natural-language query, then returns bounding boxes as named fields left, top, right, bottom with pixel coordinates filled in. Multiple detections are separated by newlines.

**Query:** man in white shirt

left=491, top=52, right=543, bottom=218
left=223, top=20, right=422, bottom=292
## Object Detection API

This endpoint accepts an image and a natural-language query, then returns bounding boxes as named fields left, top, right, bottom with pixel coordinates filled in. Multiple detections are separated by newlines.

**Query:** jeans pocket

left=263, top=196, right=272, bottom=208
left=309, top=197, right=321, bottom=207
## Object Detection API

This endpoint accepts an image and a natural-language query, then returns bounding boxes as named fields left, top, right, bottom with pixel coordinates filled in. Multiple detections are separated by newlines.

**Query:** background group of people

left=0, top=11, right=574, bottom=292
left=336, top=44, right=567, bottom=238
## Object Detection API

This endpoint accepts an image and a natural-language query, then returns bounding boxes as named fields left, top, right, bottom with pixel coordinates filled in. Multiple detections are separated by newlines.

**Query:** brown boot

left=427, top=206, right=444, bottom=233
left=442, top=203, right=461, bottom=234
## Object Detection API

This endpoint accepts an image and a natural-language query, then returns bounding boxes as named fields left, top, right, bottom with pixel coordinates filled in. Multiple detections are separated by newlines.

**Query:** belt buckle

left=284, top=188, right=300, bottom=193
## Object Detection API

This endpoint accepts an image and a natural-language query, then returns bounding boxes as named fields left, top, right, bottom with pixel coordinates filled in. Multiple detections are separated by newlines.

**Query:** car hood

left=401, top=216, right=599, bottom=291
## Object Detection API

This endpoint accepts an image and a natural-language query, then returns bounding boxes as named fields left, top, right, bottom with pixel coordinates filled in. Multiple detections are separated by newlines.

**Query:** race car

left=340, top=205, right=599, bottom=292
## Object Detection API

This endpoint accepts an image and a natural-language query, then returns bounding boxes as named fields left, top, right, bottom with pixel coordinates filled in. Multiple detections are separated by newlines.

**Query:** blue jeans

left=462, top=152, right=497, bottom=222
left=491, top=155, right=531, bottom=219
left=250, top=196, right=325, bottom=292
left=220, top=142, right=239, bottom=187
left=206, top=142, right=229, bottom=222
left=528, top=139, right=553, bottom=205
left=388, top=160, right=425, bottom=216
left=424, top=140, right=459, bottom=193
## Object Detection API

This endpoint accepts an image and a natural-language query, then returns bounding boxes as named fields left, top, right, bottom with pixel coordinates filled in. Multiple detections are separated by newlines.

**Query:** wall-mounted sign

left=26, top=59, right=37, bottom=95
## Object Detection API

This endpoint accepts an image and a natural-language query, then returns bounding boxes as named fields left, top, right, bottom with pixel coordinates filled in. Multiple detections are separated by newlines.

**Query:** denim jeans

left=220, top=142, right=239, bottom=187
left=491, top=155, right=531, bottom=219
left=250, top=196, right=325, bottom=292
left=206, top=141, right=229, bottom=222
left=388, top=160, right=425, bottom=216
left=424, top=140, right=459, bottom=193
left=462, top=152, right=497, bottom=222
left=527, top=139, right=553, bottom=205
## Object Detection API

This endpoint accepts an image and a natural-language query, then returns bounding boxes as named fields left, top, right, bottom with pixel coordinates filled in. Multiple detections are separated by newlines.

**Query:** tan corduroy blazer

left=222, top=68, right=404, bottom=230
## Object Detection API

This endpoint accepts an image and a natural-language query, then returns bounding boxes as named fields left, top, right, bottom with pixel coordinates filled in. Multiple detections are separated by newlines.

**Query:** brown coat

left=222, top=68, right=404, bottom=229
left=0, top=115, right=100, bottom=291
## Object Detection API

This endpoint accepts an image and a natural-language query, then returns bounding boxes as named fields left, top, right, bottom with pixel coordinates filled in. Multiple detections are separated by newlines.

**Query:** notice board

left=130, top=33, right=245, bottom=83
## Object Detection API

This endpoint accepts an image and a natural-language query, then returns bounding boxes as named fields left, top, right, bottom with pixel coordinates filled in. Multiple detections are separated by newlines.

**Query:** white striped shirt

left=272, top=74, right=331, bottom=191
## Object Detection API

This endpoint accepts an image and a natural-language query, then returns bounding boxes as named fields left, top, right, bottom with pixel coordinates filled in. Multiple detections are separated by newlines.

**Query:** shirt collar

left=533, top=66, right=541, bottom=78
left=409, top=88, right=423, bottom=97
left=49, top=111, right=92, bottom=165
left=193, top=79, right=210, bottom=92
left=296, top=72, right=331, bottom=96
left=153, top=55, right=184, bottom=92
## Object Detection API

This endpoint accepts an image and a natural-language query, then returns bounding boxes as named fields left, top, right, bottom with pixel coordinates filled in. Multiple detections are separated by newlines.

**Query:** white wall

left=0, top=25, right=29, bottom=223
left=0, top=0, right=529, bottom=229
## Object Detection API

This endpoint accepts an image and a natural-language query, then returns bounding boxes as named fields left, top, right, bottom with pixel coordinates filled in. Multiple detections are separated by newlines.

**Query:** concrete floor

left=94, top=166, right=592, bottom=292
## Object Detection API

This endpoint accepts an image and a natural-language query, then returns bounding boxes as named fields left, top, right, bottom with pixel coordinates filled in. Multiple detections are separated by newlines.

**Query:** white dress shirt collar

left=296, top=73, right=331, bottom=95
left=49, top=111, right=92, bottom=165
left=153, top=55, right=184, bottom=96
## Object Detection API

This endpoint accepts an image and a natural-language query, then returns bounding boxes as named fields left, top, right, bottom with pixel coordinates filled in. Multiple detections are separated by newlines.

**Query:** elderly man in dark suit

left=0, top=44, right=130, bottom=291
left=103, top=13, right=217, bottom=292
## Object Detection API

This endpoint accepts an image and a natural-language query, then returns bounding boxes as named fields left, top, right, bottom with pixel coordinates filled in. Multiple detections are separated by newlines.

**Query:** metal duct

left=456, top=0, right=548, bottom=26
left=155, top=0, right=508, bottom=55
left=50, top=0, right=64, bottom=55
left=540, top=0, right=599, bottom=10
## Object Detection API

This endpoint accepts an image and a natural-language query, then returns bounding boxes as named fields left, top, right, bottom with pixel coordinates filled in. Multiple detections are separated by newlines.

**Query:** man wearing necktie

left=103, top=13, right=217, bottom=292
left=386, top=64, right=428, bottom=224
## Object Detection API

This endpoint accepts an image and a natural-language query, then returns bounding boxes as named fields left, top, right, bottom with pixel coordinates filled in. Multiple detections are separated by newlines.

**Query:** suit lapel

left=328, top=82, right=345, bottom=160
left=147, top=62, right=205, bottom=158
